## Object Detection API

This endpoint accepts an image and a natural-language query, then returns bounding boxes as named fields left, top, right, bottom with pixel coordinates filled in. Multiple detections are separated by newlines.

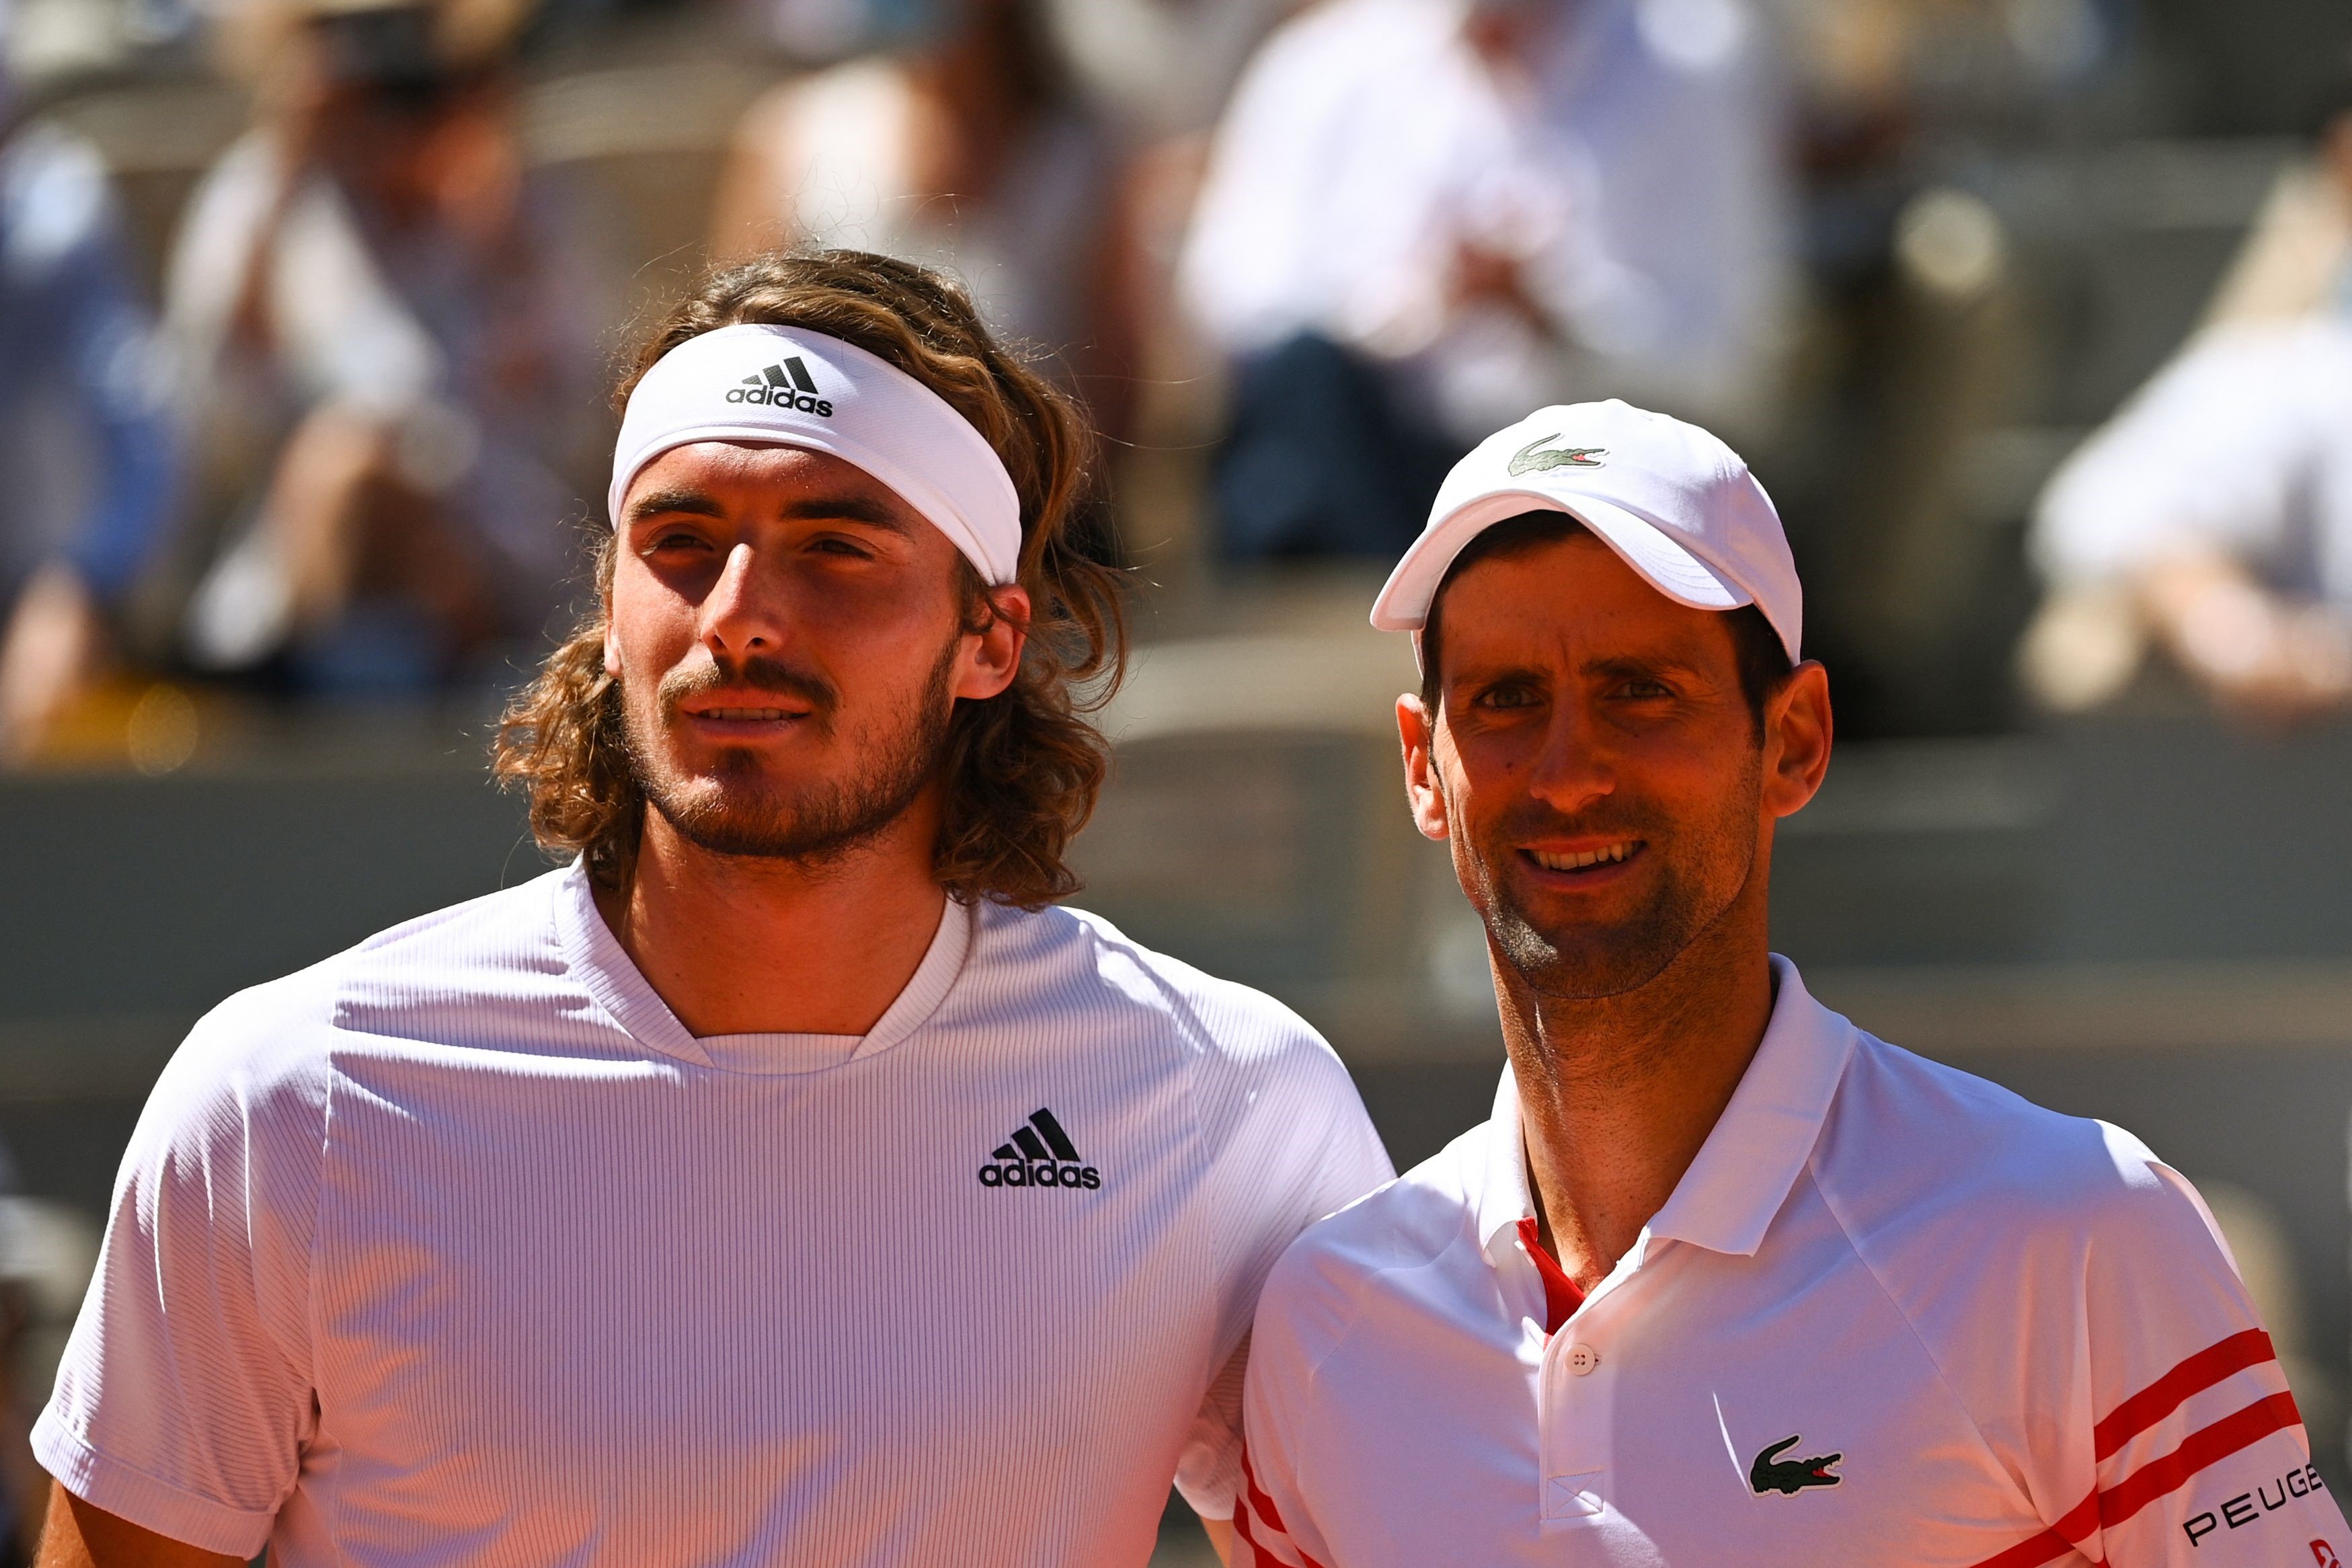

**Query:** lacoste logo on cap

left=724, top=356, right=834, bottom=416
left=1750, top=1435, right=1842, bottom=1495
left=978, top=1107, right=1100, bottom=1190
left=1507, top=435, right=1606, bottom=477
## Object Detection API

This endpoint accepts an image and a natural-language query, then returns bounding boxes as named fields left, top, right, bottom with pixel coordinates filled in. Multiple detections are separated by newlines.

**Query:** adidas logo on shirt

left=724, top=357, right=834, bottom=416
left=978, top=1108, right=1101, bottom=1190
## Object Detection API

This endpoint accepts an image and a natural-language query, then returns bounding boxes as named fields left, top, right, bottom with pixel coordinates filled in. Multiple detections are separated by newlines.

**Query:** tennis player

left=30, top=251, right=1390, bottom=1568
left=1232, top=400, right=2347, bottom=1567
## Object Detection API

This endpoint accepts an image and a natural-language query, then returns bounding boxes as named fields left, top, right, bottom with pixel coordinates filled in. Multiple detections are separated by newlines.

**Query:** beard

left=1461, top=751, right=1762, bottom=1002
left=621, top=638, right=960, bottom=865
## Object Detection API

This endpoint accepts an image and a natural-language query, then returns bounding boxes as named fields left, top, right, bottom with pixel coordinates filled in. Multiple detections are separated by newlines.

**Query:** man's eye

left=811, top=537, right=875, bottom=558
left=1477, top=684, right=1540, bottom=709
left=1617, top=679, right=1674, bottom=700
left=648, top=529, right=711, bottom=553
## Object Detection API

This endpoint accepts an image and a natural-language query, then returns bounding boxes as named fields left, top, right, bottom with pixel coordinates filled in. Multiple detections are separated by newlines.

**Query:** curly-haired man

left=32, top=252, right=1390, bottom=1568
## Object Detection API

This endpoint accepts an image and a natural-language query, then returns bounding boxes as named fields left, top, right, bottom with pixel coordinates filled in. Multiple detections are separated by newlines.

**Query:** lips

left=1526, top=840, right=1639, bottom=872
left=685, top=705, right=810, bottom=722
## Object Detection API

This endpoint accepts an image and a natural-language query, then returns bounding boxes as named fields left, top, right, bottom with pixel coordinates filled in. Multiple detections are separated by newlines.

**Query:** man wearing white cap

left=30, top=250, right=1390, bottom=1568
left=1230, top=401, right=2345, bottom=1567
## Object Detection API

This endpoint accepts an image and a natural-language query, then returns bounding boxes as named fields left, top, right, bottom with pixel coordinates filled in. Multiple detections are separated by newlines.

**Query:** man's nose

left=699, top=543, right=789, bottom=659
left=1525, top=701, right=1616, bottom=812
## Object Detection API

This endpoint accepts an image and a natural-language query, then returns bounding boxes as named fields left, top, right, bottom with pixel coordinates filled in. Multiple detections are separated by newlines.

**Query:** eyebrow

left=1582, top=655, right=1709, bottom=682
left=778, top=495, right=912, bottom=531
left=625, top=489, right=726, bottom=524
left=624, top=490, right=916, bottom=533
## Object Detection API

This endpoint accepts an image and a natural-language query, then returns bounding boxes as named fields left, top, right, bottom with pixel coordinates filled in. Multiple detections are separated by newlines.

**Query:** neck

left=1501, top=877, right=1775, bottom=1292
left=592, top=795, right=949, bottom=1038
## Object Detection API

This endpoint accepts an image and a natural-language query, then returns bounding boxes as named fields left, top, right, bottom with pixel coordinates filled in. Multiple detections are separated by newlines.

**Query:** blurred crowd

left=0, top=0, right=2350, bottom=765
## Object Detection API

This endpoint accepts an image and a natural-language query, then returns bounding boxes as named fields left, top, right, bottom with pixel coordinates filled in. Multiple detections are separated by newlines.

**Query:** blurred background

left=0, top=0, right=2351, bottom=1559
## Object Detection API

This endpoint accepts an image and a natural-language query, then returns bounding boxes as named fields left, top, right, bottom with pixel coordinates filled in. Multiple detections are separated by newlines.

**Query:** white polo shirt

left=1234, top=958, right=2344, bottom=1567
left=34, top=861, right=1392, bottom=1567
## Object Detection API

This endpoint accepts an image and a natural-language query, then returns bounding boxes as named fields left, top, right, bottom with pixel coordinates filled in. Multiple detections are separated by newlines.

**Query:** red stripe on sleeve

left=2096, top=1390, right=2304, bottom=1528
left=1241, top=1444, right=1289, bottom=1534
left=1233, top=1444, right=1331, bottom=1568
left=2092, top=1329, right=2276, bottom=1461
left=1965, top=1489, right=2103, bottom=1568
left=1965, top=1390, right=2308, bottom=1568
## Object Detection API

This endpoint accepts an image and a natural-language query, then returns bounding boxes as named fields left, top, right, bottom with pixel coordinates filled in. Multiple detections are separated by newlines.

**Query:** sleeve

left=1231, top=1303, right=1339, bottom=1568
left=1172, top=1023, right=1393, bottom=1520
left=2031, top=326, right=2320, bottom=589
left=30, top=997, right=326, bottom=1558
left=2014, top=1134, right=2348, bottom=1567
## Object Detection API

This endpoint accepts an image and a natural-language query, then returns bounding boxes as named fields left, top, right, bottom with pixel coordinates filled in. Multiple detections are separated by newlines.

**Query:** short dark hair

left=1417, top=510, right=1792, bottom=728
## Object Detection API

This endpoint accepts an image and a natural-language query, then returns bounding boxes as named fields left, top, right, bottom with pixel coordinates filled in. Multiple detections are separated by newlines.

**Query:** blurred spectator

left=2022, top=56, right=2352, bottom=721
left=2026, top=317, right=2352, bottom=720
left=165, top=0, right=608, bottom=695
left=1177, top=0, right=1793, bottom=560
left=0, top=16, right=178, bottom=760
left=1040, top=0, right=1294, bottom=139
left=711, top=0, right=1141, bottom=438
left=2200, top=58, right=2352, bottom=331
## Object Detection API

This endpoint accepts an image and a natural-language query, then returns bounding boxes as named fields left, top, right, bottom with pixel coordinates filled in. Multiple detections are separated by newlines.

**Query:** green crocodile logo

left=1750, top=1435, right=1842, bottom=1496
left=1507, top=435, right=1606, bottom=477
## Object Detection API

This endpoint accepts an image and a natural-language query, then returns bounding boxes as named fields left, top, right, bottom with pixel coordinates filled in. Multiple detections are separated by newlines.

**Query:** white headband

left=609, top=323, right=1023, bottom=586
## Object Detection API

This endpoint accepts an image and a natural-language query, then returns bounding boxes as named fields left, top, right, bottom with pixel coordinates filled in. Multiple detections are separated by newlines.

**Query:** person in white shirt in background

left=30, top=248, right=1390, bottom=1568
left=2028, top=314, right=2352, bottom=720
left=1177, top=0, right=1793, bottom=561
left=2023, top=61, right=2352, bottom=721
left=1234, top=400, right=2343, bottom=1567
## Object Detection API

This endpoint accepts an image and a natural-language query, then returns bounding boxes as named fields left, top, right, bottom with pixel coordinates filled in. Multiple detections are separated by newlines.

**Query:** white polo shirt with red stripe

left=32, top=861, right=1393, bottom=1568
left=1234, top=957, right=2345, bottom=1568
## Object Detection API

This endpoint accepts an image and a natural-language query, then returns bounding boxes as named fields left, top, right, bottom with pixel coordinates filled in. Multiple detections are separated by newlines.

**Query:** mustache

left=656, top=656, right=839, bottom=721
left=1491, top=799, right=1661, bottom=845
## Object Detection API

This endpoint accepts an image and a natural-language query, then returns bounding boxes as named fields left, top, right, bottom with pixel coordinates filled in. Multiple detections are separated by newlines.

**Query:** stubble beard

left=622, top=638, right=962, bottom=867
left=1462, top=752, right=1762, bottom=1003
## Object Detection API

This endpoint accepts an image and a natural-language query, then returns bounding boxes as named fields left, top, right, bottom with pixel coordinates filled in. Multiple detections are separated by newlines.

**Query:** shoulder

left=143, top=868, right=574, bottom=1134
left=1237, top=0, right=1432, bottom=93
left=1813, top=1031, right=2221, bottom=1290
left=981, top=902, right=1351, bottom=1082
left=1253, top=1120, right=1485, bottom=1361
left=735, top=56, right=910, bottom=156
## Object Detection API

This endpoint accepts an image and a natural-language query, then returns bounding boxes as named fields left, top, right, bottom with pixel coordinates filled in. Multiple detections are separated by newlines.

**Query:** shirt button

left=1565, top=1343, right=1600, bottom=1376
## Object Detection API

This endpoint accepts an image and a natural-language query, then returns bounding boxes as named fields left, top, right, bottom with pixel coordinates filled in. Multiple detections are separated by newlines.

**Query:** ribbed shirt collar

left=551, top=858, right=972, bottom=1074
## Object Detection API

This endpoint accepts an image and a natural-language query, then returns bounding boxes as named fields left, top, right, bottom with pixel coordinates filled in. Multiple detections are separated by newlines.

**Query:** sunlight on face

left=605, top=442, right=976, bottom=865
left=1426, top=534, right=1767, bottom=999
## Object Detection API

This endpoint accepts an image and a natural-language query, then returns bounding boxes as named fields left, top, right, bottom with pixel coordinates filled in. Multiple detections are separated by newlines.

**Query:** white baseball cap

left=1369, top=399, right=1802, bottom=662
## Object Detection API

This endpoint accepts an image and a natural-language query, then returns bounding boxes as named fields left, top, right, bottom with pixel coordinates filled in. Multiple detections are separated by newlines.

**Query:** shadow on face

left=1409, top=532, right=1777, bottom=999
left=605, top=442, right=980, bottom=863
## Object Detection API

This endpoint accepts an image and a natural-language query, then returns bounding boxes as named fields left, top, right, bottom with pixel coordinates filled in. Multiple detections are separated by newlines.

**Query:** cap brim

left=1370, top=491, right=1752, bottom=631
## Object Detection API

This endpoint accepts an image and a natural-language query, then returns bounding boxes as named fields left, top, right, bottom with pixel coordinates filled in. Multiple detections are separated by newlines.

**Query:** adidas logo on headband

left=725, top=357, right=834, bottom=417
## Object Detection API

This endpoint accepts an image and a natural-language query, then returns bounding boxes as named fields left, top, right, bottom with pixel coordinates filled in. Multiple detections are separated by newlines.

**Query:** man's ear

left=1399, top=694, right=1451, bottom=842
left=602, top=598, right=623, bottom=680
left=953, top=584, right=1030, bottom=702
left=1761, top=660, right=1832, bottom=820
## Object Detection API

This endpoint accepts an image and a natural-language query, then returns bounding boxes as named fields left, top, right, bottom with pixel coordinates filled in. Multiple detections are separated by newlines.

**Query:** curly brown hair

left=493, top=249, right=1126, bottom=909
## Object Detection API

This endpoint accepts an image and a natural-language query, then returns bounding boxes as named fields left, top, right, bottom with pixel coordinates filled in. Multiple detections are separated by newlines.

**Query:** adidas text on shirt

left=34, top=862, right=1393, bottom=1568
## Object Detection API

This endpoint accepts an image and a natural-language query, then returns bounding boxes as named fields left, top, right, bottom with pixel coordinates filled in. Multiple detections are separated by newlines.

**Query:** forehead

left=621, top=440, right=925, bottom=526
left=1435, top=532, right=1739, bottom=669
